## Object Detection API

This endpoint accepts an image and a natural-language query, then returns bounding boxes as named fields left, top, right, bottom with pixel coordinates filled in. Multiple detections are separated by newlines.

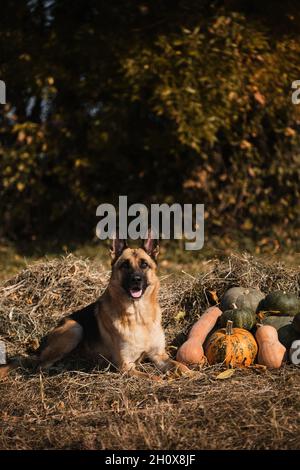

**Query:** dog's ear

left=110, top=234, right=127, bottom=264
left=142, top=228, right=159, bottom=261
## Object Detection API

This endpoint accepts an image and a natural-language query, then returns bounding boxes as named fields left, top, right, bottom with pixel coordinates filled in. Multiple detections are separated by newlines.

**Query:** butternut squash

left=255, top=324, right=286, bottom=368
left=176, top=337, right=206, bottom=365
left=176, top=306, right=221, bottom=365
left=188, top=306, right=222, bottom=342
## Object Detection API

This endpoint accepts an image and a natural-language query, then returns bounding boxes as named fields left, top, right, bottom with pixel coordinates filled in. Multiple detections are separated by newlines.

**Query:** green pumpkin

left=292, top=313, right=300, bottom=334
left=257, top=291, right=300, bottom=317
left=219, top=307, right=257, bottom=330
left=220, top=287, right=265, bottom=314
left=260, top=315, right=294, bottom=330
left=277, top=324, right=300, bottom=349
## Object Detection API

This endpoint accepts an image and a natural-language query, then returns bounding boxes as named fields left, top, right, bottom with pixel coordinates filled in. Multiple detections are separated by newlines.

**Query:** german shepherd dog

left=0, top=233, right=189, bottom=380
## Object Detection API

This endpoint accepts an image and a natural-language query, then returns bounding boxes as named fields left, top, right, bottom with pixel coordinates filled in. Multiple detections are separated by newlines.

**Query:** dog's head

left=109, top=231, right=159, bottom=301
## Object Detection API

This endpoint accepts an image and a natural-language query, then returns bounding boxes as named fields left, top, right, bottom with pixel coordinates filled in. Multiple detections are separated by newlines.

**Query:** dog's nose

left=132, top=273, right=142, bottom=283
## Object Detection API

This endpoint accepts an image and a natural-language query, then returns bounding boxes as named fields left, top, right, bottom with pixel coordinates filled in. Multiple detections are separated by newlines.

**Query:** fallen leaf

left=27, top=338, right=40, bottom=351
left=208, top=290, right=219, bottom=303
left=257, top=312, right=265, bottom=321
left=251, top=364, right=267, bottom=373
left=216, top=369, right=235, bottom=380
left=174, top=310, right=186, bottom=321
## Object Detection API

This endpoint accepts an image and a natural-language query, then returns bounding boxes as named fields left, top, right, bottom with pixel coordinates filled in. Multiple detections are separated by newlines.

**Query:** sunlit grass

left=0, top=235, right=299, bottom=282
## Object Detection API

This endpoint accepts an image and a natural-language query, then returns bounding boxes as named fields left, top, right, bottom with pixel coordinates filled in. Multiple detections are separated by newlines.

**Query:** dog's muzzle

left=127, top=273, right=146, bottom=300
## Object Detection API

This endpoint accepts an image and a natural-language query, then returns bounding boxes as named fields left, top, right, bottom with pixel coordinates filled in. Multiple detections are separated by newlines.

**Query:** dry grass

left=0, top=253, right=300, bottom=450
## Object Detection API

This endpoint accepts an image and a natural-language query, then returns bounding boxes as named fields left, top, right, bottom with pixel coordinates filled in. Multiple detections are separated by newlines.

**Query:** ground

left=1, top=365, right=299, bottom=450
left=0, top=245, right=299, bottom=450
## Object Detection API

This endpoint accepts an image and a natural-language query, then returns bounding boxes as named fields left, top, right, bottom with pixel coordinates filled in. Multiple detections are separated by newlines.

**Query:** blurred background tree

left=0, top=0, right=300, bottom=253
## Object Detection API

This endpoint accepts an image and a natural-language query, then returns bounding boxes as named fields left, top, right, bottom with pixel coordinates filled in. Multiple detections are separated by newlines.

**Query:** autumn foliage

left=0, top=1, right=300, bottom=247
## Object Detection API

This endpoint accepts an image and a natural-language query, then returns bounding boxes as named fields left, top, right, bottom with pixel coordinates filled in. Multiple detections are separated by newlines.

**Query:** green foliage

left=0, top=2, right=300, bottom=247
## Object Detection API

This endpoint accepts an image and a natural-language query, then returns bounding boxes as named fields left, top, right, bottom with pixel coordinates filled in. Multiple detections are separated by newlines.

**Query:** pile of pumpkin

left=176, top=287, right=300, bottom=369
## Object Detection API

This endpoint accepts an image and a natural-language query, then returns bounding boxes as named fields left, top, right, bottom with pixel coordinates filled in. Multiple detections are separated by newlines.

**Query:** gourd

left=220, top=287, right=265, bottom=314
left=176, top=306, right=222, bottom=365
left=188, top=306, right=222, bottom=342
left=176, top=337, right=206, bottom=366
left=257, top=291, right=300, bottom=317
left=257, top=315, right=298, bottom=349
left=259, top=315, right=294, bottom=330
left=277, top=324, right=299, bottom=349
left=255, top=324, right=286, bottom=368
left=204, top=320, right=258, bottom=367
left=292, top=313, right=300, bottom=334
left=219, top=305, right=256, bottom=330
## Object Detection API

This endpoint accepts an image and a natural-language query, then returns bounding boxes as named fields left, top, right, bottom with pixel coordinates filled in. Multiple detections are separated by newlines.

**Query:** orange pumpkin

left=204, top=320, right=258, bottom=367
left=255, top=324, right=286, bottom=368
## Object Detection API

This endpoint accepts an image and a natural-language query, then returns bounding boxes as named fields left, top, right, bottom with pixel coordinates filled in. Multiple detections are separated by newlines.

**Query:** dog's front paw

left=167, top=360, right=195, bottom=378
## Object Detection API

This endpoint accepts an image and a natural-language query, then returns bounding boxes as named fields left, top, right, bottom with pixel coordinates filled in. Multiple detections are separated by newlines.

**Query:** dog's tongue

left=130, top=289, right=143, bottom=299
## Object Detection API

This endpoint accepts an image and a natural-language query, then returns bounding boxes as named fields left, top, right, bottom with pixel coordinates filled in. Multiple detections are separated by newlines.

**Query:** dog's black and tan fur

left=0, top=233, right=189, bottom=380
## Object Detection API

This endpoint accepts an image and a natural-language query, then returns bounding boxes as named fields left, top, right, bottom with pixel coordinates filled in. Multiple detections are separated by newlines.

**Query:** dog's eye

left=140, top=260, right=149, bottom=269
left=120, top=260, right=130, bottom=269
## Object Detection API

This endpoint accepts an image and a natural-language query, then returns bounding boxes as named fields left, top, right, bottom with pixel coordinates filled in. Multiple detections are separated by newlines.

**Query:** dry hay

left=0, top=256, right=109, bottom=357
left=0, top=253, right=299, bottom=450
left=171, top=253, right=300, bottom=335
